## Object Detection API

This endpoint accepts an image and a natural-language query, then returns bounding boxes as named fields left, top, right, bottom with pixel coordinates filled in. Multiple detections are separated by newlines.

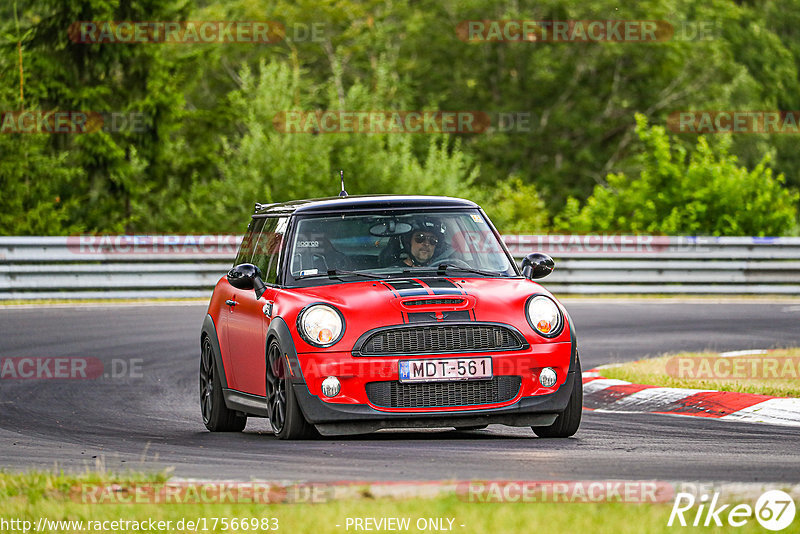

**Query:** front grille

left=403, top=298, right=466, bottom=306
left=360, top=324, right=524, bottom=355
left=366, top=376, right=522, bottom=408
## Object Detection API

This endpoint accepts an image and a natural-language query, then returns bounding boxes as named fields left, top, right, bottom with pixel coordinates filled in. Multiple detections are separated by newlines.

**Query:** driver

left=398, top=218, right=445, bottom=267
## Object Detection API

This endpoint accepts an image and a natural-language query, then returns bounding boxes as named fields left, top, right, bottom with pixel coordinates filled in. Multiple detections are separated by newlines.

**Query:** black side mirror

left=521, top=253, right=555, bottom=280
left=227, top=263, right=267, bottom=299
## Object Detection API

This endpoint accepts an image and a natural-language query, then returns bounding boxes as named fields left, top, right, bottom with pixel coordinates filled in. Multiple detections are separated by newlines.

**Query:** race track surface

left=1, top=300, right=799, bottom=482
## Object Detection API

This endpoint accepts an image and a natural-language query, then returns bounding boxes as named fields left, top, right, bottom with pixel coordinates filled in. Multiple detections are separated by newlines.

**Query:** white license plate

left=398, top=357, right=492, bottom=383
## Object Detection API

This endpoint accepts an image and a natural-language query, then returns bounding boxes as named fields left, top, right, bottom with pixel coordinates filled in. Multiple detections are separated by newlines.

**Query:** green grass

left=0, top=471, right=781, bottom=534
left=601, top=348, right=800, bottom=398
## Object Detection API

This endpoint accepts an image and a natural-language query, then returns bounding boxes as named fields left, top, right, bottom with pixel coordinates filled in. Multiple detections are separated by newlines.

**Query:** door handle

left=225, top=299, right=236, bottom=307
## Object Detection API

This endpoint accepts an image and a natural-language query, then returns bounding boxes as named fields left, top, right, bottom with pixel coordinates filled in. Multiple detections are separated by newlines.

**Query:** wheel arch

left=201, top=314, right=229, bottom=390
left=564, top=309, right=578, bottom=374
left=265, top=316, right=305, bottom=381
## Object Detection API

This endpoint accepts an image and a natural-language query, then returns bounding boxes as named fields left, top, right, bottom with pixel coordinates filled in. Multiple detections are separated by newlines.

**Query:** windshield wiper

left=434, top=263, right=504, bottom=277
left=297, top=269, right=384, bottom=280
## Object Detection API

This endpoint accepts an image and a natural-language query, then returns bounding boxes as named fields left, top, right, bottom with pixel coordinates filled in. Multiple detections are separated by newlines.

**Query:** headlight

left=526, top=295, right=564, bottom=338
left=298, top=304, right=345, bottom=347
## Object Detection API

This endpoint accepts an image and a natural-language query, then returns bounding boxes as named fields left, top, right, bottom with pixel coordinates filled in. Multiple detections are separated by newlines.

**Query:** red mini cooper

left=200, top=195, right=581, bottom=439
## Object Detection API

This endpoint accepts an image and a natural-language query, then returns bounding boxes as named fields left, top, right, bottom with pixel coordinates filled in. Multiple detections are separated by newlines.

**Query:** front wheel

left=532, top=353, right=582, bottom=438
left=266, top=340, right=317, bottom=440
left=200, top=337, right=246, bottom=432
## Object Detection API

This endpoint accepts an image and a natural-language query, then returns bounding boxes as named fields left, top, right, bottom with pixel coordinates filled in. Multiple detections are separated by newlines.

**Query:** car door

left=225, top=216, right=287, bottom=396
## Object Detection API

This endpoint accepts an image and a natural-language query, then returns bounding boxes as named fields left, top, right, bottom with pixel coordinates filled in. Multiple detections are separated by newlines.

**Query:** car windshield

left=285, top=209, right=517, bottom=285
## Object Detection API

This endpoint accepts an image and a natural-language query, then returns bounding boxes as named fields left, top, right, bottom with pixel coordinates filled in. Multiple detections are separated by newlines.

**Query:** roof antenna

left=338, top=170, right=348, bottom=198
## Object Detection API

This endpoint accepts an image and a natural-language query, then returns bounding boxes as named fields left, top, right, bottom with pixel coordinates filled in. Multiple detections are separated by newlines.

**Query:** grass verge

left=601, top=348, right=800, bottom=398
left=0, top=471, right=780, bottom=534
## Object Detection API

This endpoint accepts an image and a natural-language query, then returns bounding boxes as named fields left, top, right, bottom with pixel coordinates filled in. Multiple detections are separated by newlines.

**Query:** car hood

left=278, top=277, right=567, bottom=350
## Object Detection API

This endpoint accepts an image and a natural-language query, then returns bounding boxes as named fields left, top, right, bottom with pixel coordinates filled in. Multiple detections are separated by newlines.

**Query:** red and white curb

left=582, top=368, right=800, bottom=428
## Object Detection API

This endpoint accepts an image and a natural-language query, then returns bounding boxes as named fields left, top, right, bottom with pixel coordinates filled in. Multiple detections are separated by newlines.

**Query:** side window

left=251, top=217, right=288, bottom=285
left=234, top=218, right=266, bottom=267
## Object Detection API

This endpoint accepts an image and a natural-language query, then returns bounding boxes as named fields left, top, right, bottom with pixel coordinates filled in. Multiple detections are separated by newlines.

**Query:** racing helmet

left=401, top=216, right=448, bottom=265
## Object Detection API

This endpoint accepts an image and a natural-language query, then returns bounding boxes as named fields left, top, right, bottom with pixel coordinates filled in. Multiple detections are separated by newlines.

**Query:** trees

left=555, top=115, right=799, bottom=236
left=1, top=0, right=798, bottom=235
left=0, top=0, right=188, bottom=234
left=178, top=60, right=482, bottom=233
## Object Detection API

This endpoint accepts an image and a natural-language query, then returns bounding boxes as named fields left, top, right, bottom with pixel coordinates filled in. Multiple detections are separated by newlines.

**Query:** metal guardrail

left=1, top=235, right=800, bottom=299
left=503, top=235, right=800, bottom=294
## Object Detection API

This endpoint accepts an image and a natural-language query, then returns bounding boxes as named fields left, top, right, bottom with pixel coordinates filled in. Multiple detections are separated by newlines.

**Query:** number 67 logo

left=756, top=490, right=796, bottom=531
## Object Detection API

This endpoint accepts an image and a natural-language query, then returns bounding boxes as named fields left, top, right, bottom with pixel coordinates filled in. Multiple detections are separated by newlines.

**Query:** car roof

left=254, top=194, right=478, bottom=217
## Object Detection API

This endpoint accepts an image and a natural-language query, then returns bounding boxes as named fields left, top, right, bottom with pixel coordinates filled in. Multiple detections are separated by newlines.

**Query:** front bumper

left=293, top=369, right=575, bottom=435
left=295, top=339, right=573, bottom=410
left=293, top=336, right=581, bottom=435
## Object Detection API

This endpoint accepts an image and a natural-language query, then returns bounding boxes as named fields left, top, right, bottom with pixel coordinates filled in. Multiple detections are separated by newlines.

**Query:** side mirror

left=521, top=253, right=555, bottom=280
left=227, top=263, right=267, bottom=299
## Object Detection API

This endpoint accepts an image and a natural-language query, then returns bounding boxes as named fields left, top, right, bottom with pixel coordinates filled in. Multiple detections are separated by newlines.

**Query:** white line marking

left=720, top=398, right=800, bottom=427
left=719, top=349, right=769, bottom=358
left=582, top=378, right=631, bottom=394
left=607, top=387, right=713, bottom=411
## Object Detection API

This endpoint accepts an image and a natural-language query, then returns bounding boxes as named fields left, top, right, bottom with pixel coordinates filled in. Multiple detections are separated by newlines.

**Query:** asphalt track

left=1, top=299, right=799, bottom=482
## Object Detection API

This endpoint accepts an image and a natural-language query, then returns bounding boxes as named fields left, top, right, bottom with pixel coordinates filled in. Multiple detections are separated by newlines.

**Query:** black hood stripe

left=385, top=279, right=429, bottom=297
left=422, top=278, right=467, bottom=296
left=423, top=279, right=458, bottom=289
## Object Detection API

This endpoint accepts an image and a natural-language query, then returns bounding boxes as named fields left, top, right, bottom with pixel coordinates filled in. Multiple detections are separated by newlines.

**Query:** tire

left=532, top=352, right=582, bottom=438
left=266, top=340, right=317, bottom=440
left=200, top=336, right=247, bottom=432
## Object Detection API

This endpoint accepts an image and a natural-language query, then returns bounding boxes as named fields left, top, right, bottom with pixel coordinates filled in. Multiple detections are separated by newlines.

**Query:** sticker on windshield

left=470, top=214, right=483, bottom=223
left=299, top=269, right=318, bottom=276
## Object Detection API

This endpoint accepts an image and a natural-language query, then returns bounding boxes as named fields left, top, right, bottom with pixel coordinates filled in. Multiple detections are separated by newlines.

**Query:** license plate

left=398, top=357, right=492, bottom=383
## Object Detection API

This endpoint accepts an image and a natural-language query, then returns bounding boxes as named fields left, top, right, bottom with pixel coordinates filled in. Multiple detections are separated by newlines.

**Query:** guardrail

left=503, top=235, right=800, bottom=295
left=1, top=235, right=799, bottom=299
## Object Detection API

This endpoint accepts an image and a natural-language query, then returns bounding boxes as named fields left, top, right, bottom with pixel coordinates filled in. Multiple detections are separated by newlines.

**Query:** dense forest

left=1, top=0, right=799, bottom=235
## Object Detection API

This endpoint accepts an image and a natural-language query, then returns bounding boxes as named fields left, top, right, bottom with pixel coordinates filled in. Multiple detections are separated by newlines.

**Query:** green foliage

left=555, top=114, right=799, bottom=236
left=1, top=0, right=800, bottom=236
left=477, top=177, right=549, bottom=234
left=178, top=60, right=481, bottom=233
left=0, top=132, right=85, bottom=234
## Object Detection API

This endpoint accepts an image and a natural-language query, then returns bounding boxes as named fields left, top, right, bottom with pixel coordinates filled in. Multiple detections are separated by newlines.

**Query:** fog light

left=539, top=367, right=557, bottom=388
left=321, top=376, right=341, bottom=397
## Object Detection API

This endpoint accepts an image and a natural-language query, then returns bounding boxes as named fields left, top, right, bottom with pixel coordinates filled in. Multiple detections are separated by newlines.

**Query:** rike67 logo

left=669, top=490, right=796, bottom=531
